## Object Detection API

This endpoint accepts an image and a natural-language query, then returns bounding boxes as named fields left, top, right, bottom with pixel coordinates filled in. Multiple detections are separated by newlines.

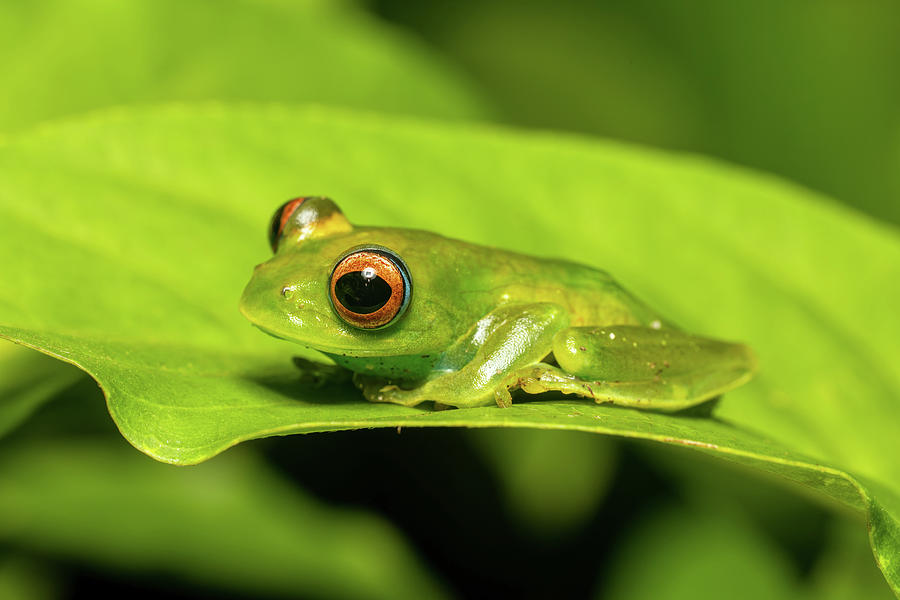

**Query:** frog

left=239, top=196, right=756, bottom=410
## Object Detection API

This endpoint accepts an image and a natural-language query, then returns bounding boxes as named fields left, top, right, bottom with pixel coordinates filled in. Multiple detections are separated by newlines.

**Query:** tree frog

left=240, top=197, right=756, bottom=410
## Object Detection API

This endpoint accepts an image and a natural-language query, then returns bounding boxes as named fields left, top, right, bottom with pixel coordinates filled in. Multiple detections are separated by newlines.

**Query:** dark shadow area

left=263, top=428, right=832, bottom=597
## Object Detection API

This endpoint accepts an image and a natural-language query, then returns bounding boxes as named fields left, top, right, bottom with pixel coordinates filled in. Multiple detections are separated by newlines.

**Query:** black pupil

left=335, top=271, right=393, bottom=314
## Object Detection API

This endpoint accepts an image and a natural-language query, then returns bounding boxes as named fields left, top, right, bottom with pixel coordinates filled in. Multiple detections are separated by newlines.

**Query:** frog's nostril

left=281, top=286, right=296, bottom=300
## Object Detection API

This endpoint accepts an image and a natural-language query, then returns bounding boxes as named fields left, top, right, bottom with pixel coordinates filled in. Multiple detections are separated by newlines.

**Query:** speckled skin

left=240, top=198, right=755, bottom=409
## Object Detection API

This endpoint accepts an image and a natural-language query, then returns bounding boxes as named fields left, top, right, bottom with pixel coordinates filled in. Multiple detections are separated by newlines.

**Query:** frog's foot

left=292, top=356, right=352, bottom=387
left=505, top=363, right=659, bottom=407
left=507, top=362, right=744, bottom=412
left=353, top=374, right=430, bottom=407
left=494, top=386, right=513, bottom=408
left=502, top=364, right=598, bottom=400
left=355, top=373, right=513, bottom=409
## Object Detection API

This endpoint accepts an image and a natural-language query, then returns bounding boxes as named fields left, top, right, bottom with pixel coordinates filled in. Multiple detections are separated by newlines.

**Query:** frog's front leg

left=510, top=325, right=756, bottom=411
left=355, top=303, right=569, bottom=408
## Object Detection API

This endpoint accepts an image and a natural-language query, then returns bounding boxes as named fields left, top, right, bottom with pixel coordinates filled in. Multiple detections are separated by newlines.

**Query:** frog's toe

left=493, top=386, right=513, bottom=408
left=354, top=375, right=426, bottom=407
left=354, top=376, right=390, bottom=401
left=376, top=387, right=428, bottom=407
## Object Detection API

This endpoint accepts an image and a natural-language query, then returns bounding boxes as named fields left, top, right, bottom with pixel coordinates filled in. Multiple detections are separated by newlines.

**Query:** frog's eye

left=329, top=247, right=411, bottom=329
left=268, top=197, right=308, bottom=252
left=268, top=196, right=352, bottom=251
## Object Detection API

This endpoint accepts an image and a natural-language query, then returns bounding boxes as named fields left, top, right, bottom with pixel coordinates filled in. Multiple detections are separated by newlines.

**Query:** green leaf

left=0, top=341, right=83, bottom=439
left=0, top=104, right=897, bottom=594
left=0, top=0, right=488, bottom=134
left=0, top=439, right=448, bottom=600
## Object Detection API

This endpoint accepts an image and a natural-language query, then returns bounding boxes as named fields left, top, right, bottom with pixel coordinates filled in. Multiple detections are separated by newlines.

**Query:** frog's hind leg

left=510, top=325, right=756, bottom=411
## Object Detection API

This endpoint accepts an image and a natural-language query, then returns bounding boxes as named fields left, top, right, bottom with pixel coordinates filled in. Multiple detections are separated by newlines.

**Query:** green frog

left=240, top=197, right=755, bottom=410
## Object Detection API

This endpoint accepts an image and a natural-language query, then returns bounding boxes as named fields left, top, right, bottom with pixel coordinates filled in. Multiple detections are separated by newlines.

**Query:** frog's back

left=502, top=254, right=664, bottom=327
left=427, top=236, right=665, bottom=328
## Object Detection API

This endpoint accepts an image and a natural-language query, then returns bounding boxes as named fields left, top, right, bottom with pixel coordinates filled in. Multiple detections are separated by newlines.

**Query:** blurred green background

left=370, top=0, right=900, bottom=226
left=0, top=0, right=897, bottom=598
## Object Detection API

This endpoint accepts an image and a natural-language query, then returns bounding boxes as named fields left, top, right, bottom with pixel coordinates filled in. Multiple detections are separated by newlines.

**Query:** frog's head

left=240, top=197, right=456, bottom=357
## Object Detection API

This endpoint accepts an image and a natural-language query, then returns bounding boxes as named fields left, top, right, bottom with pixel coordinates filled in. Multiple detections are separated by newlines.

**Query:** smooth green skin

left=240, top=197, right=755, bottom=410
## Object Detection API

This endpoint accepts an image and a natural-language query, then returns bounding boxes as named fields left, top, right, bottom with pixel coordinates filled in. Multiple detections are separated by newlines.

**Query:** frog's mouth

left=247, top=319, right=403, bottom=357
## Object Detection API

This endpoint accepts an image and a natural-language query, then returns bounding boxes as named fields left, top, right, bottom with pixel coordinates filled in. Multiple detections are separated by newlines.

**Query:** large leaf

left=0, top=105, right=897, bottom=593
left=0, top=439, right=448, bottom=599
left=0, top=0, right=488, bottom=133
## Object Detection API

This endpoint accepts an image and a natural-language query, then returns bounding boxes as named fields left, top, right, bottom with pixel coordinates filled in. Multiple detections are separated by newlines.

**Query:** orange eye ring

left=329, top=247, right=411, bottom=329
